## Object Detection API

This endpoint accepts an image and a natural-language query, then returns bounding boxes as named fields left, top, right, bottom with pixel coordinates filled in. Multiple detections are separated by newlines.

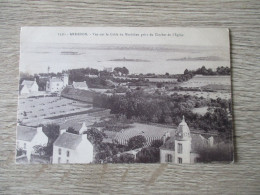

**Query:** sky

left=19, top=27, right=230, bottom=75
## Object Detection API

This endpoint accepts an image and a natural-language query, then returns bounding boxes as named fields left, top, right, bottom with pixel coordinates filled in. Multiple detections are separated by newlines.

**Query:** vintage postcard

left=16, top=27, right=233, bottom=164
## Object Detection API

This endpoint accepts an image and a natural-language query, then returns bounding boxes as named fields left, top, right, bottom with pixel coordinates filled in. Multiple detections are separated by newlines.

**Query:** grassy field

left=180, top=75, right=231, bottom=88
left=113, top=123, right=175, bottom=146
left=17, top=96, right=93, bottom=125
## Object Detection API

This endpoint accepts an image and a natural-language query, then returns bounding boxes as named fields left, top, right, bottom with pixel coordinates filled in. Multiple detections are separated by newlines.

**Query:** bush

left=128, top=135, right=146, bottom=150
left=136, top=147, right=160, bottom=163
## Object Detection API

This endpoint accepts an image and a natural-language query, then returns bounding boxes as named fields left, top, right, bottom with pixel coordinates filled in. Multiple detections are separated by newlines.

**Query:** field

left=145, top=77, right=177, bottom=83
left=17, top=96, right=93, bottom=125
left=180, top=75, right=231, bottom=88
left=113, top=123, right=175, bottom=146
left=169, top=91, right=231, bottom=100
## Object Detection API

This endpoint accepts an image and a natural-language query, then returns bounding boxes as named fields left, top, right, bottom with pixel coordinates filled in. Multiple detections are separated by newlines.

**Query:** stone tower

left=174, top=116, right=192, bottom=164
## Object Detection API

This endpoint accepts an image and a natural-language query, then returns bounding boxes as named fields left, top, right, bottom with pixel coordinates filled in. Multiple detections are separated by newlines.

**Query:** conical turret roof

left=175, top=116, right=191, bottom=141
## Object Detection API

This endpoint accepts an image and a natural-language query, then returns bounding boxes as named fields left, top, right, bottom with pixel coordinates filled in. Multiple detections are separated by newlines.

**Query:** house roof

left=54, top=132, right=82, bottom=150
left=73, top=81, right=88, bottom=88
left=50, top=77, right=63, bottom=82
left=59, top=120, right=92, bottom=133
left=160, top=132, right=217, bottom=153
left=21, top=80, right=34, bottom=88
left=17, top=125, right=38, bottom=142
left=160, top=137, right=175, bottom=150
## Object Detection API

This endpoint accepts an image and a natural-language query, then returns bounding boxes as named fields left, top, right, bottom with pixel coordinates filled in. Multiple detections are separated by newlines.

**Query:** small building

left=53, top=131, right=93, bottom=164
left=103, top=67, right=113, bottom=72
left=20, top=79, right=39, bottom=94
left=160, top=116, right=215, bottom=164
left=46, top=74, right=68, bottom=92
left=72, top=81, right=89, bottom=90
left=86, top=74, right=98, bottom=78
left=16, top=125, right=48, bottom=162
left=60, top=122, right=89, bottom=135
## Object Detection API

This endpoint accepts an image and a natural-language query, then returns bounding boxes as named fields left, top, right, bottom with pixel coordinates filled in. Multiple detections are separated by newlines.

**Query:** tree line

left=177, top=66, right=231, bottom=82
left=93, top=90, right=232, bottom=134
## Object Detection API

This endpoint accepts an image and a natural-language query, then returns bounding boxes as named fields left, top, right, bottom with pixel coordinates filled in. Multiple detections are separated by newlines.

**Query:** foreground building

left=16, top=125, right=48, bottom=162
left=53, top=131, right=93, bottom=164
left=160, top=116, right=215, bottom=164
left=20, top=79, right=39, bottom=94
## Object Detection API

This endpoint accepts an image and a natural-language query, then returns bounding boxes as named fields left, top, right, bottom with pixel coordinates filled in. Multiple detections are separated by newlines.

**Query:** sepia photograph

left=16, top=27, right=233, bottom=164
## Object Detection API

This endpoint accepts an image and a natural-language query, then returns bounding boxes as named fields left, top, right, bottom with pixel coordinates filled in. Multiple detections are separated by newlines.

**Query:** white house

left=46, top=74, right=68, bottom=92
left=72, top=81, right=89, bottom=90
left=160, top=116, right=215, bottom=164
left=16, top=125, right=48, bottom=162
left=20, top=79, right=39, bottom=94
left=52, top=131, right=93, bottom=164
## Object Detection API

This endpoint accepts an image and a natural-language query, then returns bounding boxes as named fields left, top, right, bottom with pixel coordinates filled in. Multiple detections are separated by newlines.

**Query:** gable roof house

left=160, top=116, right=217, bottom=164
left=16, top=125, right=48, bottom=162
left=72, top=81, right=89, bottom=90
left=53, top=131, right=93, bottom=164
left=20, top=79, right=39, bottom=94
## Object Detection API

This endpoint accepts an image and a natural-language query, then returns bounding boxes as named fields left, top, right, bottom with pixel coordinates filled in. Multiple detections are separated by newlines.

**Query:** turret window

left=178, top=143, right=183, bottom=154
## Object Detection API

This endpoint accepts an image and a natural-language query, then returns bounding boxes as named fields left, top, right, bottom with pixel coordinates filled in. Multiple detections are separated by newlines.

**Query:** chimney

left=36, top=127, right=43, bottom=134
left=60, top=129, right=66, bottom=135
left=79, top=122, right=87, bottom=134
left=82, top=134, right=88, bottom=141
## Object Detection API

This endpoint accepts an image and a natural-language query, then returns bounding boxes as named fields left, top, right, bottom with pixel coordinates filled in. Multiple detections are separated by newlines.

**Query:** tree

left=67, top=127, right=78, bottom=134
left=42, top=124, right=60, bottom=144
left=136, top=147, right=160, bottom=163
left=42, top=124, right=60, bottom=156
left=128, top=135, right=146, bottom=150
left=156, top=83, right=163, bottom=88
left=84, top=128, right=104, bottom=144
left=197, top=143, right=233, bottom=162
left=151, top=140, right=163, bottom=148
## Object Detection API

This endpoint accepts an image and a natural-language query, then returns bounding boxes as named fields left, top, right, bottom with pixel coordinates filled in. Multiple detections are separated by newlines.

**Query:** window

left=178, top=157, right=182, bottom=164
left=58, top=157, right=61, bottom=164
left=58, top=148, right=61, bottom=155
left=67, top=151, right=70, bottom=157
left=166, top=154, right=172, bottom=162
left=178, top=143, right=183, bottom=154
left=24, top=143, right=26, bottom=149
